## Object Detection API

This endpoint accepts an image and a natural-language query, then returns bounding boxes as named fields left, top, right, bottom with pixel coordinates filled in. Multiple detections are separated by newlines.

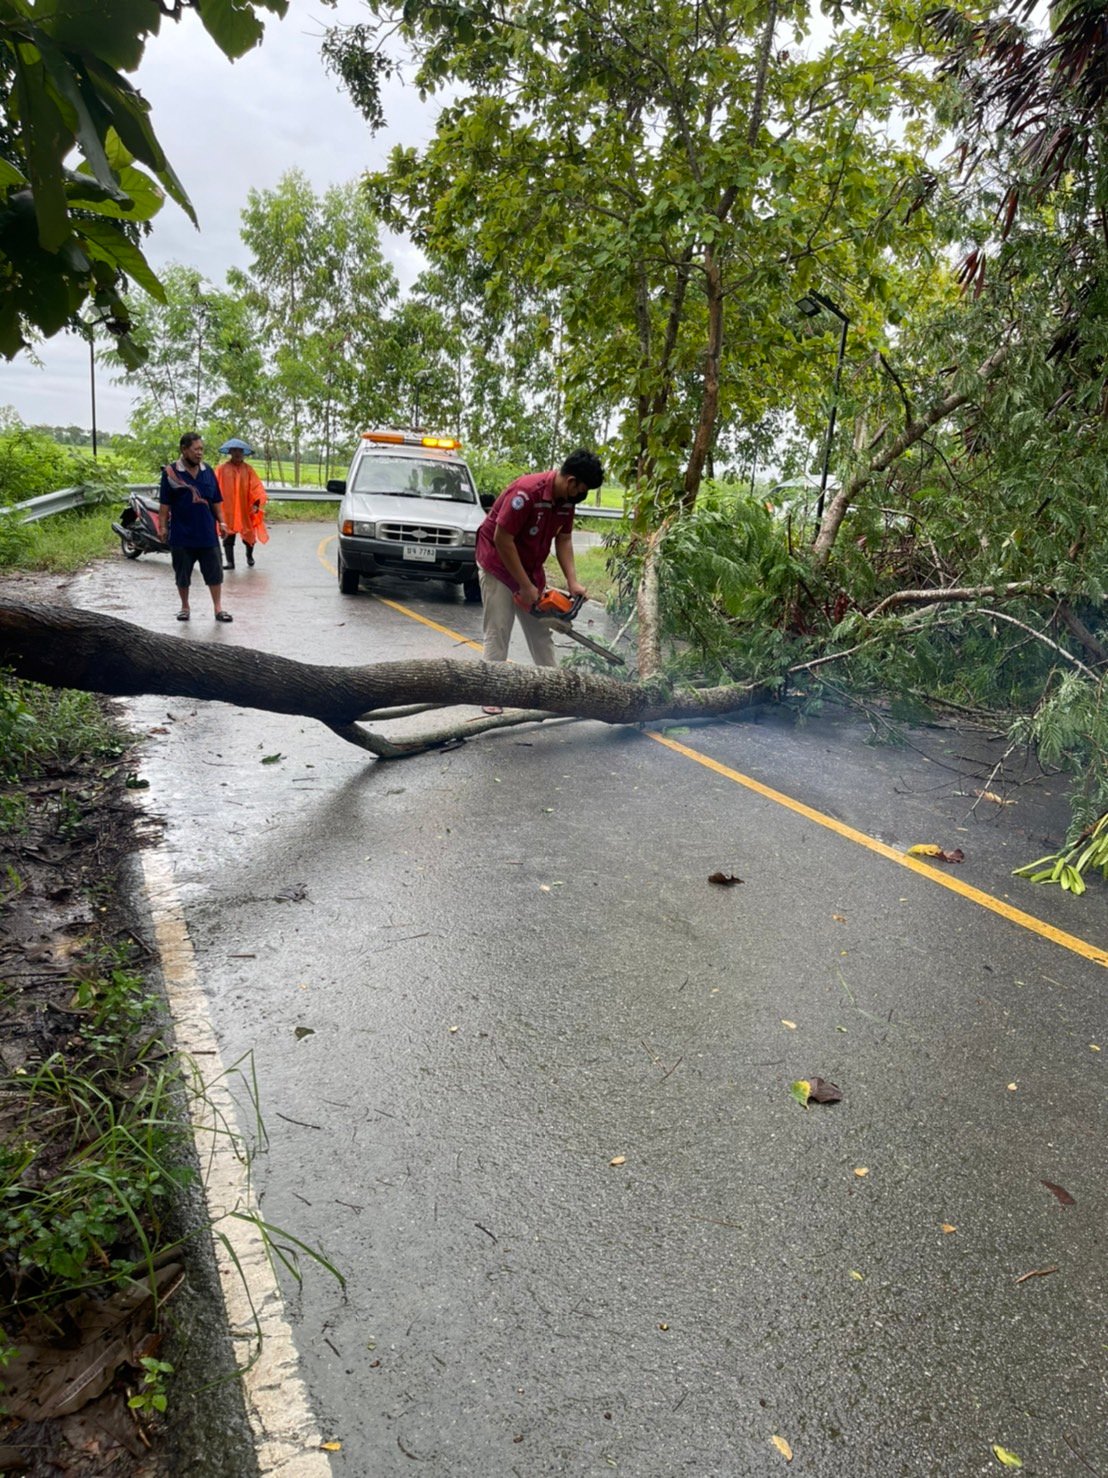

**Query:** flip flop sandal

left=215, top=611, right=233, bottom=622
left=176, top=611, right=190, bottom=621
left=481, top=705, right=503, bottom=715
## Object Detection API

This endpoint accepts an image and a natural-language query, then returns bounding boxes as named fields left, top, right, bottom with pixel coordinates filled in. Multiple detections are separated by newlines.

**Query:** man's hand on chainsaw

left=513, top=580, right=540, bottom=611
left=566, top=578, right=588, bottom=600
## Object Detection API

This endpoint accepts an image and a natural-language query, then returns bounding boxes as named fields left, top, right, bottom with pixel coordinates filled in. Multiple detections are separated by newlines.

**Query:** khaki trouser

left=479, top=568, right=557, bottom=666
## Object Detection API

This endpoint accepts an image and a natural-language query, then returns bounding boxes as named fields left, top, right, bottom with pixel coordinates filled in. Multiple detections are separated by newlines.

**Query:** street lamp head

left=796, top=295, right=822, bottom=317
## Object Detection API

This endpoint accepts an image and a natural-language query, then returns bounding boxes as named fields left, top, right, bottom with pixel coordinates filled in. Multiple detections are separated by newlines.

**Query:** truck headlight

left=459, top=531, right=476, bottom=546
left=349, top=520, right=376, bottom=537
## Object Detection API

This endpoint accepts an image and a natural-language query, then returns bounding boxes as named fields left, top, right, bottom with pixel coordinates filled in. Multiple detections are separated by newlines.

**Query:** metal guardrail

left=2, top=483, right=627, bottom=523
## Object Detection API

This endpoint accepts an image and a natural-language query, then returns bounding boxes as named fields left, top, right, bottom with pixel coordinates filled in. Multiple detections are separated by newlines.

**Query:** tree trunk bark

left=0, top=601, right=767, bottom=752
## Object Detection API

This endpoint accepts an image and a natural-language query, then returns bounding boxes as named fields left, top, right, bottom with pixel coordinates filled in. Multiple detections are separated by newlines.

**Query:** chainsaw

left=517, top=588, right=625, bottom=665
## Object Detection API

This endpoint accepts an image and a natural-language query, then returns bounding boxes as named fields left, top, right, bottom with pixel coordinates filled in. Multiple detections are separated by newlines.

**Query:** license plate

left=402, top=544, right=436, bottom=562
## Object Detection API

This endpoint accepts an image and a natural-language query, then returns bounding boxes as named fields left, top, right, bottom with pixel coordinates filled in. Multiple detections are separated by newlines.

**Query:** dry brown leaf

left=609, top=1156, right=626, bottom=1167
left=853, top=1167, right=869, bottom=1178
left=807, top=1077, right=842, bottom=1104
left=781, top=1019, right=797, bottom=1030
left=941, top=1223, right=957, bottom=1234
left=1042, top=1180, right=1075, bottom=1206
left=974, top=789, right=1013, bottom=805
left=708, top=871, right=743, bottom=886
left=771, top=1434, right=793, bottom=1461
left=1014, top=1265, right=1058, bottom=1284
left=907, top=843, right=965, bottom=863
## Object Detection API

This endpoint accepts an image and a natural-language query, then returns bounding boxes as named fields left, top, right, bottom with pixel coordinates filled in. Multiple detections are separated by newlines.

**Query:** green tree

left=328, top=0, right=949, bottom=519
left=232, top=172, right=399, bottom=481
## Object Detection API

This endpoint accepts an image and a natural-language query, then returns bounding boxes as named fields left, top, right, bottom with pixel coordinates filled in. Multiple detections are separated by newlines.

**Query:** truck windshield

left=353, top=457, right=476, bottom=503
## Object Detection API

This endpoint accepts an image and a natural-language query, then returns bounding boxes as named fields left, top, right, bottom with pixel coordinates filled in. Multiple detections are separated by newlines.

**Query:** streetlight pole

left=88, top=331, right=98, bottom=459
left=797, top=291, right=849, bottom=533
left=194, top=301, right=211, bottom=429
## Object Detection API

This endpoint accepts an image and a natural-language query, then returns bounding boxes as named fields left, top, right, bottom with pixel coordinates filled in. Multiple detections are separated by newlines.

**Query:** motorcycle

left=111, top=491, right=169, bottom=560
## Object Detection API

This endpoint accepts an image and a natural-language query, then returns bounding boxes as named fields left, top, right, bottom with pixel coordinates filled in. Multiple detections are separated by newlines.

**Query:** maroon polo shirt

left=476, top=470, right=575, bottom=592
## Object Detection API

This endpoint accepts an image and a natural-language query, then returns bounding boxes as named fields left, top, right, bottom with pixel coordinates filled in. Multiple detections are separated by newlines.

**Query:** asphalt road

left=72, top=521, right=1107, bottom=1477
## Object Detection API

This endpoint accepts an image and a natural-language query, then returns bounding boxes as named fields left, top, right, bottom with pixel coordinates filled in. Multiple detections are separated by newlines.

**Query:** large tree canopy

left=326, top=0, right=950, bottom=512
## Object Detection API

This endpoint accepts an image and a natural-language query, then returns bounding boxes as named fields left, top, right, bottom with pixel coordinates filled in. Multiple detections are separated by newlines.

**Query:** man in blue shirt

left=157, top=432, right=233, bottom=623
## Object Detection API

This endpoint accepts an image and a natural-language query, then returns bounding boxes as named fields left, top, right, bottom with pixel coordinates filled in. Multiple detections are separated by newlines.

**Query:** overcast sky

left=0, top=0, right=430, bottom=433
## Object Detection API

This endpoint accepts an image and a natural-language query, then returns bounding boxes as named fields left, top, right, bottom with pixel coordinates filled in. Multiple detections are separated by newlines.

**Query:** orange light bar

left=360, top=431, right=462, bottom=451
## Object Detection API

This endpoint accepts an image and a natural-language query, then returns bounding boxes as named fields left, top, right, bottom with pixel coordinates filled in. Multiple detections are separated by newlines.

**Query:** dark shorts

left=171, top=544, right=223, bottom=588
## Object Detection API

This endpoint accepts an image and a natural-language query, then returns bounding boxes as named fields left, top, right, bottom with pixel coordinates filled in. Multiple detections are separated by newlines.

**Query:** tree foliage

left=0, top=0, right=288, bottom=362
left=328, top=0, right=950, bottom=515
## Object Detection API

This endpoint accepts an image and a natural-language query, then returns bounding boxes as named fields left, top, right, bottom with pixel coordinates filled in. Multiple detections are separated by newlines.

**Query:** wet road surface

left=72, top=522, right=1107, bottom=1476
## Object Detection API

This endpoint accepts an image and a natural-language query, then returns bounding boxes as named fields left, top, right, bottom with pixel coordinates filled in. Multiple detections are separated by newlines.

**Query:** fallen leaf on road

left=1014, top=1266, right=1058, bottom=1284
left=907, top=843, right=965, bottom=863
left=941, top=1224, right=957, bottom=1234
left=853, top=1167, right=869, bottom=1178
left=808, top=1077, right=842, bottom=1104
left=708, top=872, right=743, bottom=886
left=321, top=1442, right=342, bottom=1453
left=771, top=1435, right=793, bottom=1461
left=849, top=1269, right=864, bottom=1281
left=781, top=1019, right=797, bottom=1030
left=609, top=1156, right=626, bottom=1167
left=992, top=1445, right=1022, bottom=1468
left=789, top=1079, right=811, bottom=1108
left=539, top=884, right=552, bottom=892
left=832, top=913, right=846, bottom=922
left=975, top=789, right=1013, bottom=805
left=1042, top=1181, right=1075, bottom=1206
left=261, top=752, right=284, bottom=764
left=294, top=1026, right=315, bottom=1040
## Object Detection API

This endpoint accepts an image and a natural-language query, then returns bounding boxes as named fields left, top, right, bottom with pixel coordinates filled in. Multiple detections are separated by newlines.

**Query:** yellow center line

left=647, top=729, right=1108, bottom=969
left=318, top=532, right=1106, bottom=968
left=318, top=534, right=484, bottom=651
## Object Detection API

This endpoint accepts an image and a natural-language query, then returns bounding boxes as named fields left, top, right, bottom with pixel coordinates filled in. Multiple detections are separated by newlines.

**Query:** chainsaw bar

left=546, top=618, right=625, bottom=665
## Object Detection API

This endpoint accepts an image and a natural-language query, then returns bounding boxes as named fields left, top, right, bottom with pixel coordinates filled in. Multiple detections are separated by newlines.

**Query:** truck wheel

left=463, top=575, right=482, bottom=604
left=338, top=555, right=360, bottom=595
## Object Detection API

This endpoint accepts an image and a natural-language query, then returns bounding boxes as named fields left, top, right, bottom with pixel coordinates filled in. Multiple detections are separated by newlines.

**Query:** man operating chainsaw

left=475, top=449, right=604, bottom=699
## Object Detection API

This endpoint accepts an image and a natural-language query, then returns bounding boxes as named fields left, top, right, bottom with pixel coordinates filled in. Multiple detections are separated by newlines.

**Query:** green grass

left=265, top=500, right=338, bottom=522
left=544, top=544, right=617, bottom=600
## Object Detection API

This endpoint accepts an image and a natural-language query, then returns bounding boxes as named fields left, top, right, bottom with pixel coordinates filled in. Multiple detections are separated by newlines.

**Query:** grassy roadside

left=0, top=664, right=266, bottom=1474
left=0, top=678, right=187, bottom=1467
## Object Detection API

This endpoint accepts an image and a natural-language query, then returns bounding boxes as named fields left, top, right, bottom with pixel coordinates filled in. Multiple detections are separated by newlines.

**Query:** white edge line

left=140, top=848, right=333, bottom=1476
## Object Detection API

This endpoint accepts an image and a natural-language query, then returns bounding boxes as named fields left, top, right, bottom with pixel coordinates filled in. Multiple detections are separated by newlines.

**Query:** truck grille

left=378, top=523, right=457, bottom=546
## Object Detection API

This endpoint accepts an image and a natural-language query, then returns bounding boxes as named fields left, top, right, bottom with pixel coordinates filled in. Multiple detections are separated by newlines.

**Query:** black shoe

left=222, top=560, right=234, bottom=570
left=245, top=546, right=255, bottom=567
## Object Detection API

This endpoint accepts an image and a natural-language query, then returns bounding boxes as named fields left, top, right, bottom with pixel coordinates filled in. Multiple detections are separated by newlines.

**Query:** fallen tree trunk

left=0, top=600, right=768, bottom=754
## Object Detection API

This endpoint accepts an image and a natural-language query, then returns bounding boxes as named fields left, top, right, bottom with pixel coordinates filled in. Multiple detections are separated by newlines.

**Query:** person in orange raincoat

left=215, top=438, right=268, bottom=569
